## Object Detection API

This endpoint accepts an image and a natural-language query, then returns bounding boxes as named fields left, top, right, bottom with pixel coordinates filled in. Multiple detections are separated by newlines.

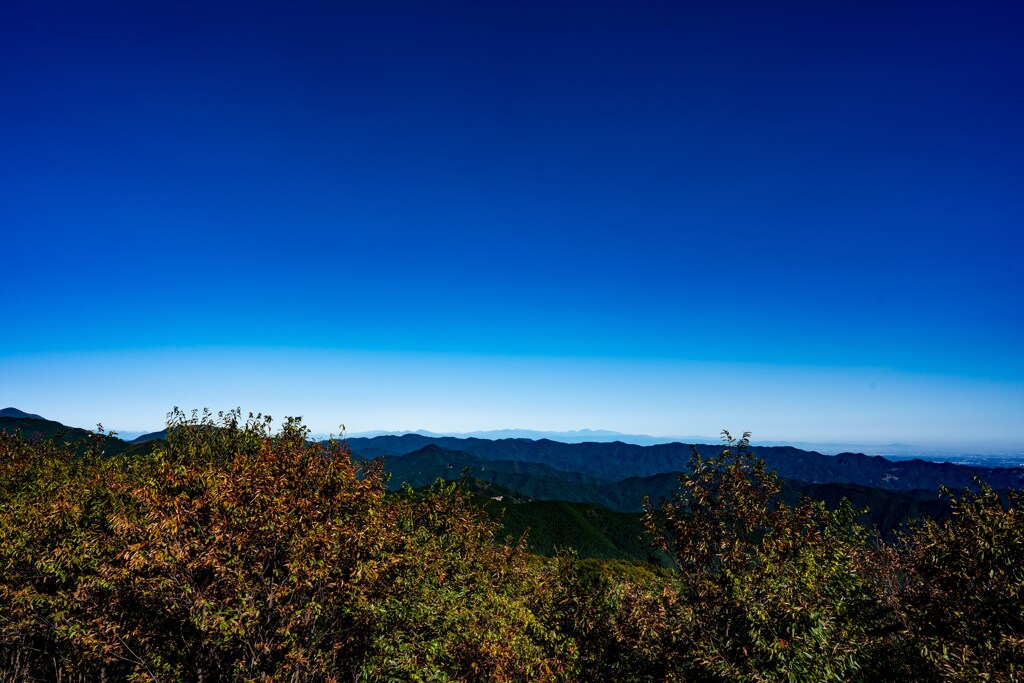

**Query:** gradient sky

left=2, top=0, right=1022, bottom=449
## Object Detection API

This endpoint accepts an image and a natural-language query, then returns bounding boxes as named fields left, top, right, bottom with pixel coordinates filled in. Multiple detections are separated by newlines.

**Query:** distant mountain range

left=386, top=445, right=952, bottom=548
left=3, top=409, right=1021, bottom=558
left=344, top=433, right=1023, bottom=545
left=341, top=427, right=1021, bottom=460
left=343, top=428, right=701, bottom=446
left=8, top=409, right=1012, bottom=459
left=346, top=433, right=1024, bottom=493
left=3, top=408, right=1021, bottom=492
left=0, top=415, right=155, bottom=458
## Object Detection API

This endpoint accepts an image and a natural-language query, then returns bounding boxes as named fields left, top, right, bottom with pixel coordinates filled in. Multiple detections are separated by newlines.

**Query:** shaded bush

left=643, top=431, right=883, bottom=681
left=3, top=417, right=1022, bottom=681
left=0, top=410, right=564, bottom=682
left=893, top=482, right=1024, bottom=680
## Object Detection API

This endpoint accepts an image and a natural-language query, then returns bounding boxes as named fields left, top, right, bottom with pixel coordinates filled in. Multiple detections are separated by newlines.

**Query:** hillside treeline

left=1, top=411, right=1021, bottom=682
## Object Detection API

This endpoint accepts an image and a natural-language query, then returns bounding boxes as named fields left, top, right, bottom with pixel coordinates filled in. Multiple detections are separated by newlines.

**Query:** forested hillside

left=348, top=433, right=1024, bottom=491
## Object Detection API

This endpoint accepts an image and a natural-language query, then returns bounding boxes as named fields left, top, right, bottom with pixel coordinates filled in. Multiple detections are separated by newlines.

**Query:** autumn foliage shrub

left=642, top=432, right=882, bottom=681
left=2, top=417, right=1022, bottom=682
left=0, top=410, right=563, bottom=682
left=891, top=482, right=1024, bottom=680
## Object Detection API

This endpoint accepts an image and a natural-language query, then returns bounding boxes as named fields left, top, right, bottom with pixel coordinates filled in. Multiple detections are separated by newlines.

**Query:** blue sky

left=2, top=0, right=1022, bottom=449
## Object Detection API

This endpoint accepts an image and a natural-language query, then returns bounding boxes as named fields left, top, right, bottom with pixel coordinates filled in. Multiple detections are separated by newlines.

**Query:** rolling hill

left=382, top=444, right=952, bottom=539
left=0, top=408, right=45, bottom=420
left=347, top=433, right=1024, bottom=492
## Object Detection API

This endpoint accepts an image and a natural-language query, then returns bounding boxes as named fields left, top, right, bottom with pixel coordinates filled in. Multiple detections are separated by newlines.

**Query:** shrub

left=894, top=482, right=1024, bottom=680
left=644, top=431, right=881, bottom=681
left=0, top=409, right=567, bottom=682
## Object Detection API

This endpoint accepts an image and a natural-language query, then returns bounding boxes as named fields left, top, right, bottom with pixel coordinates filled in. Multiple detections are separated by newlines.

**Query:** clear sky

left=2, top=0, right=1022, bottom=449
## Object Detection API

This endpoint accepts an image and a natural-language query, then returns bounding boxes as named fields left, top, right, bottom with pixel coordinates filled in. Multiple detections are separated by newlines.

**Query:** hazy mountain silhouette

left=348, top=434, right=1024, bottom=492
left=0, top=407, right=45, bottom=420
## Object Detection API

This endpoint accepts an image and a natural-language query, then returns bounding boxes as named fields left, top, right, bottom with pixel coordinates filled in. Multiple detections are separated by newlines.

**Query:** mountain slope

left=488, top=499, right=662, bottom=563
left=130, top=429, right=168, bottom=444
left=381, top=445, right=954, bottom=538
left=0, top=408, right=45, bottom=420
left=348, top=434, right=1024, bottom=492
left=382, top=445, right=612, bottom=502
left=0, top=417, right=159, bottom=458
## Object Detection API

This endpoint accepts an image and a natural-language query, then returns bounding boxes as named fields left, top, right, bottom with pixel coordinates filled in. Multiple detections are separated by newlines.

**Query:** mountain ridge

left=0, top=407, right=45, bottom=420
left=3, top=412, right=1020, bottom=493
left=347, top=434, right=1024, bottom=492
